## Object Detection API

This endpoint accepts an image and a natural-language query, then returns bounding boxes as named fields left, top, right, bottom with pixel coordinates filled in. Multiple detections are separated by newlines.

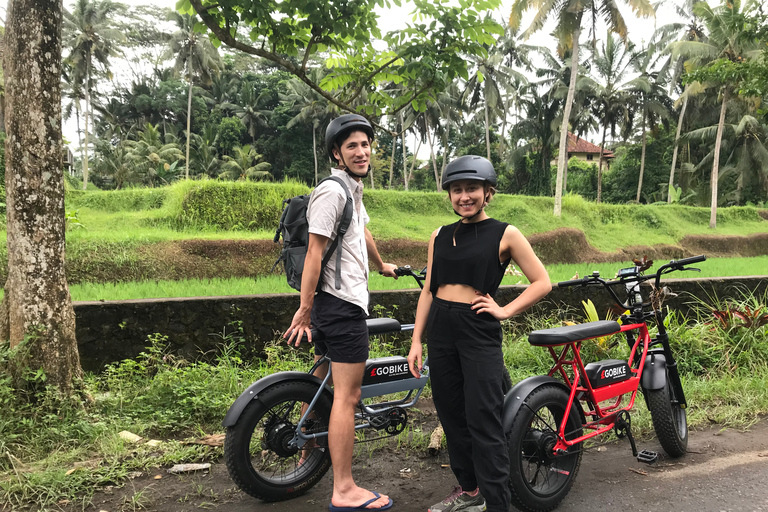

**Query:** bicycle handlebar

left=557, top=255, right=706, bottom=311
left=557, top=277, right=588, bottom=288
left=665, top=254, right=707, bottom=268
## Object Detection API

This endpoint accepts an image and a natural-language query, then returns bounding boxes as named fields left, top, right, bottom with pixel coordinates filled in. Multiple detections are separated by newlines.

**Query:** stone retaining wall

left=75, top=276, right=767, bottom=371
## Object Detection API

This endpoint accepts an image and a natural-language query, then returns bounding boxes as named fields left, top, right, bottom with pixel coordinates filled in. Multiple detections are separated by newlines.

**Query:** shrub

left=174, top=179, right=310, bottom=230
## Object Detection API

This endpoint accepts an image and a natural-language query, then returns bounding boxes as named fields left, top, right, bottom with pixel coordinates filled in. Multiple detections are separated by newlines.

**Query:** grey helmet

left=442, top=155, right=497, bottom=188
left=325, top=114, right=375, bottom=164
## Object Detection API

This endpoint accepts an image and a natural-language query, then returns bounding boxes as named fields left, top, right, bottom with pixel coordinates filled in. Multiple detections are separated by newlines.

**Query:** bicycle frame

left=548, top=321, right=650, bottom=452
left=291, top=328, right=430, bottom=448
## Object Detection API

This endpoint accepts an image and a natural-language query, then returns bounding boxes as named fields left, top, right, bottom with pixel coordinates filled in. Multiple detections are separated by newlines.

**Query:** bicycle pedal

left=637, top=449, right=658, bottom=464
left=368, top=415, right=389, bottom=429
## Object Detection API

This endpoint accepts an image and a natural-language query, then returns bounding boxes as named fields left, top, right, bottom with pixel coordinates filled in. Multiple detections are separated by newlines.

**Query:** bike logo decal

left=601, top=366, right=627, bottom=379
left=370, top=363, right=409, bottom=377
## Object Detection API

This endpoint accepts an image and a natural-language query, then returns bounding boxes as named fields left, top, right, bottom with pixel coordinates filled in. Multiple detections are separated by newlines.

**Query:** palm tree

left=281, top=71, right=337, bottom=185
left=586, top=33, right=636, bottom=203
left=462, top=47, right=514, bottom=161
left=508, top=82, right=561, bottom=196
left=686, top=115, right=768, bottom=205
left=189, top=126, right=222, bottom=178
left=124, top=123, right=184, bottom=186
left=163, top=11, right=221, bottom=180
left=669, top=0, right=763, bottom=227
left=509, top=0, right=655, bottom=215
left=229, top=82, right=271, bottom=144
left=63, top=0, right=125, bottom=190
left=219, top=145, right=273, bottom=181
left=626, top=41, right=674, bottom=202
left=434, top=82, right=465, bottom=191
left=535, top=47, right=594, bottom=194
left=655, top=0, right=708, bottom=202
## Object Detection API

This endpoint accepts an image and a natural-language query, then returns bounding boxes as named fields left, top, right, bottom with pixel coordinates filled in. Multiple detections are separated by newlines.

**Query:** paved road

left=222, top=420, right=768, bottom=512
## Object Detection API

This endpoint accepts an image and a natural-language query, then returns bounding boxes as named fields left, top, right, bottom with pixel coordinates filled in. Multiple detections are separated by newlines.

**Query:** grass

left=34, top=255, right=765, bottom=302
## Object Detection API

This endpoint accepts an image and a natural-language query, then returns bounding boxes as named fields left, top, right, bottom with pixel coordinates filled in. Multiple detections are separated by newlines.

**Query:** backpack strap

left=316, top=176, right=353, bottom=291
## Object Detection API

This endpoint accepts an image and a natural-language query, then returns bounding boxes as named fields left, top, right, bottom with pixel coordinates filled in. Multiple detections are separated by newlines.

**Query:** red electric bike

left=504, top=255, right=706, bottom=512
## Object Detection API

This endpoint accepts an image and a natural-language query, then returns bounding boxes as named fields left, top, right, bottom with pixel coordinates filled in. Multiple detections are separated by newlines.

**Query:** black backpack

left=273, top=176, right=353, bottom=291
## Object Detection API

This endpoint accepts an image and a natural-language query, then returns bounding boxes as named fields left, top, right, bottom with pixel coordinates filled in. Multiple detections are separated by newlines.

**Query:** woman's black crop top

left=430, top=218, right=511, bottom=296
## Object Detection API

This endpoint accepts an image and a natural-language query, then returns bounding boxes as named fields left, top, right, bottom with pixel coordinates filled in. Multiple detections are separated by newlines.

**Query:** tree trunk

left=439, top=111, right=452, bottom=192
left=668, top=90, right=689, bottom=203
left=484, top=102, right=491, bottom=161
left=388, top=129, right=396, bottom=190
left=597, top=123, right=607, bottom=203
left=637, top=112, right=647, bottom=203
left=405, top=133, right=422, bottom=190
left=710, top=88, right=728, bottom=229
left=1, top=0, right=82, bottom=394
left=554, top=26, right=581, bottom=216
left=82, top=55, right=91, bottom=190
left=0, top=95, right=5, bottom=132
left=185, top=72, right=193, bottom=180
left=401, top=112, right=407, bottom=190
left=312, top=123, right=318, bottom=187
left=75, top=108, right=82, bottom=176
left=426, top=117, right=440, bottom=191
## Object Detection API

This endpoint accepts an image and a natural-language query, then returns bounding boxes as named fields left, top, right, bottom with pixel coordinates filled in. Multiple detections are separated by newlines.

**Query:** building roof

left=567, top=133, right=614, bottom=158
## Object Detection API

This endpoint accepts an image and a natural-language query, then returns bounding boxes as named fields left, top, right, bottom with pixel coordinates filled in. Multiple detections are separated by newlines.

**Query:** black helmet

left=325, top=114, right=375, bottom=164
left=442, top=155, right=497, bottom=188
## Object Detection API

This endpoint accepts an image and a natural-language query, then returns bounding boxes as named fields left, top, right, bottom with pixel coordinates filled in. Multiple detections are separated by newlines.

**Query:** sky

left=0, top=0, right=687, bottom=150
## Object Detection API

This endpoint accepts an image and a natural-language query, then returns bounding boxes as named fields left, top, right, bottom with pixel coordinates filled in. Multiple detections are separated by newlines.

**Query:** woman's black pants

left=427, top=296, right=510, bottom=512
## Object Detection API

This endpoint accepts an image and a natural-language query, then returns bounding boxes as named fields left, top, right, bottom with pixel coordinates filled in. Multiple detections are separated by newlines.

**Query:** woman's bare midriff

left=435, top=284, right=479, bottom=304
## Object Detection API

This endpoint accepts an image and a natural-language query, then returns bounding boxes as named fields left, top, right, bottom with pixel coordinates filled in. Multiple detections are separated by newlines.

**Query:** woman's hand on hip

left=471, top=292, right=509, bottom=320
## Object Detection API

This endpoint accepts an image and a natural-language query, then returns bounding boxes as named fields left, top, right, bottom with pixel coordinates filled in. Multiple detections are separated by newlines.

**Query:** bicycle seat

left=366, top=318, right=402, bottom=335
left=528, top=320, right=621, bottom=346
left=297, top=318, right=402, bottom=344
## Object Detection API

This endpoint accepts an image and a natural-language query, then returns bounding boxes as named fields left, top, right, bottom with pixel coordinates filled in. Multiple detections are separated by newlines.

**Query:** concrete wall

left=75, top=276, right=767, bottom=372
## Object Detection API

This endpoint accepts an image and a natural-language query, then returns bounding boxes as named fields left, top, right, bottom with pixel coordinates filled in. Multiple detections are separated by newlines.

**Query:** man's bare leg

left=299, top=355, right=327, bottom=465
left=328, top=361, right=390, bottom=509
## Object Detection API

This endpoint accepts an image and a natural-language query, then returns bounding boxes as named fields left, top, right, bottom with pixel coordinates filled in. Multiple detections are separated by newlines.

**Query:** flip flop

left=328, top=491, right=393, bottom=511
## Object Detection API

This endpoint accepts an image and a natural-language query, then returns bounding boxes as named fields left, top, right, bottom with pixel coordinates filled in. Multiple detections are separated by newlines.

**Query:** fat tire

left=507, top=385, right=583, bottom=512
left=647, top=379, right=688, bottom=458
left=224, top=381, right=332, bottom=502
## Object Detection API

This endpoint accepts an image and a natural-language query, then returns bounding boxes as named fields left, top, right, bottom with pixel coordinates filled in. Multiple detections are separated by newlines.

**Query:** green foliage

left=182, top=0, right=503, bottom=118
left=176, top=179, right=309, bottom=230
left=565, top=158, right=599, bottom=200
left=602, top=134, right=674, bottom=204
left=67, top=187, right=169, bottom=212
left=216, top=116, right=244, bottom=157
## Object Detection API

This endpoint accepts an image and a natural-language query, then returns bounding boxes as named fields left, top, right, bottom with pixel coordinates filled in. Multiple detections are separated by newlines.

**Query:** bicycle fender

left=502, top=375, right=584, bottom=432
left=641, top=351, right=668, bottom=391
left=222, top=371, right=332, bottom=428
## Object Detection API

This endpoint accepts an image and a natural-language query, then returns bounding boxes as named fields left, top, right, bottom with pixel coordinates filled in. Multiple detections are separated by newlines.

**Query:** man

left=284, top=113, right=397, bottom=511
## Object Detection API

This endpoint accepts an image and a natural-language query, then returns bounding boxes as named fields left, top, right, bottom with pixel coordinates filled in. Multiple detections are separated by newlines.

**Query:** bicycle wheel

left=647, top=377, right=688, bottom=457
left=507, top=385, right=583, bottom=512
left=224, top=381, right=332, bottom=501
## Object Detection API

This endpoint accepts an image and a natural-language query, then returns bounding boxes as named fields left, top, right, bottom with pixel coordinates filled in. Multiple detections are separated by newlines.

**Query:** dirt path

left=73, top=403, right=768, bottom=512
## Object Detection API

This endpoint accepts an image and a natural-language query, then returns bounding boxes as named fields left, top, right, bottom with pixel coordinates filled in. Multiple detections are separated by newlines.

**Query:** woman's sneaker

left=428, top=486, right=486, bottom=512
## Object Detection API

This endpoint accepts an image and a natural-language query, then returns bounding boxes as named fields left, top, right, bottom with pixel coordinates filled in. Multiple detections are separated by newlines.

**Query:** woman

left=407, top=155, right=552, bottom=512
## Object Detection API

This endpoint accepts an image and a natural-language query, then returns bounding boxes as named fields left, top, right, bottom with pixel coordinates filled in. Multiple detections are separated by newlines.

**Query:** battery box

left=362, top=356, right=414, bottom=385
left=584, top=359, right=632, bottom=389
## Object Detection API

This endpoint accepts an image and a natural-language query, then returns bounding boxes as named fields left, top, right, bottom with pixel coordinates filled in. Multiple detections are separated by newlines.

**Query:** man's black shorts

left=310, top=291, right=369, bottom=363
